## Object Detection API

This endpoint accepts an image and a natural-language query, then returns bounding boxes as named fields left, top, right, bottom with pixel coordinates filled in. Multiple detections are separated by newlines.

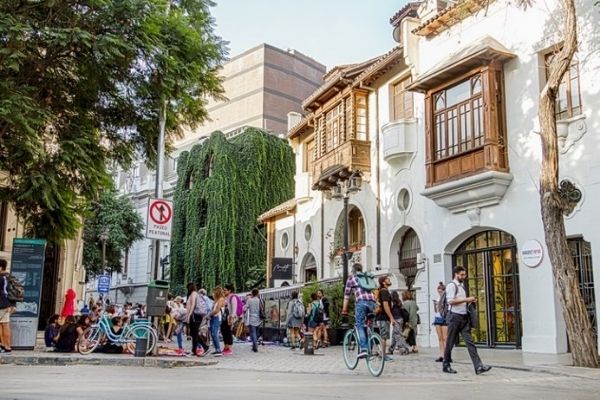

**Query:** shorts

left=0, top=307, right=12, bottom=323
left=433, top=316, right=447, bottom=326
left=308, top=320, right=318, bottom=329
left=376, top=320, right=390, bottom=340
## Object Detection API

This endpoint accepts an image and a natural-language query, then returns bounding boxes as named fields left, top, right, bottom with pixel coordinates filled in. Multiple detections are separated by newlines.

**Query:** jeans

left=250, top=325, right=258, bottom=349
left=443, top=312, right=483, bottom=370
left=355, top=300, right=375, bottom=351
left=210, top=316, right=222, bottom=353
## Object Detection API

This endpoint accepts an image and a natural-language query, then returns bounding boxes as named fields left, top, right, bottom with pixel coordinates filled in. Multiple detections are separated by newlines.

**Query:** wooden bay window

left=424, top=62, right=508, bottom=187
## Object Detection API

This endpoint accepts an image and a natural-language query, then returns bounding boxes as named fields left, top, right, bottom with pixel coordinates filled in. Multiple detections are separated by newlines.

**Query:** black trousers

left=190, top=313, right=208, bottom=353
left=221, top=318, right=233, bottom=346
left=443, top=312, right=483, bottom=370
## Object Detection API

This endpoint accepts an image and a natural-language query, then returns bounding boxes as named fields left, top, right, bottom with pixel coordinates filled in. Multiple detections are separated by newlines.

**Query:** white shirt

left=446, top=279, right=467, bottom=315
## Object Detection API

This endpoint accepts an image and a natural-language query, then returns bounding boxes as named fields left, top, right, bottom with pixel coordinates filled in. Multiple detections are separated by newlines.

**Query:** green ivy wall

left=170, top=129, right=295, bottom=292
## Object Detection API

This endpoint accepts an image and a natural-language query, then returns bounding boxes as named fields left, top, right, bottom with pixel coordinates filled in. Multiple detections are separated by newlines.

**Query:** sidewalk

left=2, top=341, right=600, bottom=379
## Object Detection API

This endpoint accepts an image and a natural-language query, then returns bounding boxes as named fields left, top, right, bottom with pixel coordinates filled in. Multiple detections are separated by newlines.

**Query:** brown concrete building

left=176, top=43, right=326, bottom=146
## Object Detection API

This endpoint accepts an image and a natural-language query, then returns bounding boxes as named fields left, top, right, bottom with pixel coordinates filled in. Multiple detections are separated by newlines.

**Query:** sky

left=210, top=0, right=409, bottom=70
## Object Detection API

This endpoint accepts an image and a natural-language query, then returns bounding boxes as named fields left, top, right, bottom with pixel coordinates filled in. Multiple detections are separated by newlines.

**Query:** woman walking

left=185, top=283, right=209, bottom=357
left=432, top=282, right=449, bottom=362
left=209, top=287, right=226, bottom=357
left=402, top=291, right=419, bottom=353
left=286, top=291, right=303, bottom=350
left=389, top=291, right=410, bottom=355
left=245, top=289, right=262, bottom=352
left=0, top=259, right=14, bottom=353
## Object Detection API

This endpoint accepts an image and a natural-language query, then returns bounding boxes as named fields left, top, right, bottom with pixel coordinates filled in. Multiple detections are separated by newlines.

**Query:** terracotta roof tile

left=258, top=199, right=296, bottom=222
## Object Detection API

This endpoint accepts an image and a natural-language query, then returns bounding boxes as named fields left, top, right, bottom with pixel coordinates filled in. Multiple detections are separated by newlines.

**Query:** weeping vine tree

left=516, top=0, right=599, bottom=367
left=170, top=129, right=294, bottom=292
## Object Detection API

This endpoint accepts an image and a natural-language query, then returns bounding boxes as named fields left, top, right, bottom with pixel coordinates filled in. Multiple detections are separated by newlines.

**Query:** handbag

left=416, top=313, right=421, bottom=325
left=467, top=303, right=478, bottom=329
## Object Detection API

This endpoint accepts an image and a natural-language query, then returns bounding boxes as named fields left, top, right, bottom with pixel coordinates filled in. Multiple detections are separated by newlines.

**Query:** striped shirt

left=344, top=275, right=376, bottom=302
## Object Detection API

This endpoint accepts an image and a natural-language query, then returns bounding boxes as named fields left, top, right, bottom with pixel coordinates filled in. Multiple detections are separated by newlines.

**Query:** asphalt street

left=1, top=364, right=599, bottom=400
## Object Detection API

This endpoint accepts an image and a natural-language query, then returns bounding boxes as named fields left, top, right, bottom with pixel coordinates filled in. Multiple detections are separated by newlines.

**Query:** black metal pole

left=342, top=195, right=349, bottom=286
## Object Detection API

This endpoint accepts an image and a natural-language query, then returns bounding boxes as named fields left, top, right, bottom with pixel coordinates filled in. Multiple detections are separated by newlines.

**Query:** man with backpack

left=376, top=275, right=395, bottom=361
left=0, top=259, right=15, bottom=353
left=441, top=266, right=492, bottom=375
left=342, top=263, right=377, bottom=359
left=223, top=284, right=243, bottom=356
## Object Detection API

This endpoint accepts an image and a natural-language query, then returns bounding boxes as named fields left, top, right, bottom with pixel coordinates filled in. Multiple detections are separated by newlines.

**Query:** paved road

left=1, top=364, right=599, bottom=400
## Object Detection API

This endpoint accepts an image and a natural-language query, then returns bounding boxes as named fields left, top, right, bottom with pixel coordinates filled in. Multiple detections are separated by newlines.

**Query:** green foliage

left=170, top=129, right=295, bottom=292
left=82, top=189, right=144, bottom=277
left=302, top=281, right=354, bottom=329
left=0, top=0, right=225, bottom=243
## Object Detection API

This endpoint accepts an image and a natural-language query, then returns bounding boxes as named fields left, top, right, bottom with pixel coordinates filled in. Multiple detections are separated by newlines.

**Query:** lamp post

left=330, top=173, right=363, bottom=286
left=99, top=230, right=109, bottom=273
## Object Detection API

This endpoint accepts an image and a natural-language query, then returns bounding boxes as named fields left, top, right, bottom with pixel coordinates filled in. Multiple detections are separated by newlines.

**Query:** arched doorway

left=398, top=228, right=421, bottom=290
left=453, top=230, right=522, bottom=348
left=301, top=252, right=317, bottom=283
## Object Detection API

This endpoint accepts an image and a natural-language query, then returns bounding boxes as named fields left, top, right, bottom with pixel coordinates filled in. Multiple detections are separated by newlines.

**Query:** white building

left=86, top=44, right=325, bottom=304
left=261, top=0, right=599, bottom=354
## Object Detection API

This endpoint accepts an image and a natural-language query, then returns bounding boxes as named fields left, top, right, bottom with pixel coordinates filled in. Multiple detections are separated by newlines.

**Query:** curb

left=453, top=360, right=600, bottom=379
left=0, top=354, right=217, bottom=369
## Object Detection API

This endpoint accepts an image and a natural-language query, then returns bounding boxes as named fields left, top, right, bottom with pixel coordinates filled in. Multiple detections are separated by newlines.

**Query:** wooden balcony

left=311, top=139, right=370, bottom=190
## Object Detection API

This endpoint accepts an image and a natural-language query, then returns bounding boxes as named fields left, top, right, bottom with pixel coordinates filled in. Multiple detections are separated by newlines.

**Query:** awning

left=259, top=284, right=304, bottom=300
left=408, top=36, right=516, bottom=92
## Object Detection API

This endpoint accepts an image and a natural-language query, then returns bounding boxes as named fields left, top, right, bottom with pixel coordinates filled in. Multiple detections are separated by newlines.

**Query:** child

left=44, top=314, right=60, bottom=351
left=170, top=296, right=187, bottom=355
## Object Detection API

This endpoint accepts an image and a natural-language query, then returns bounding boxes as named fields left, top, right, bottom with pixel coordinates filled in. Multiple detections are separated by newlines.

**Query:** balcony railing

left=312, top=139, right=371, bottom=180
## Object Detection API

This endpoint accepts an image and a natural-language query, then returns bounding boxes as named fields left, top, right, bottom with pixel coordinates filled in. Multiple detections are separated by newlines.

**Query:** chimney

left=287, top=112, right=302, bottom=131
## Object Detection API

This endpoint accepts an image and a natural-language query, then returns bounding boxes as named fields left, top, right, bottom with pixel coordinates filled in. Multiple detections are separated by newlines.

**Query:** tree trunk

left=539, top=0, right=599, bottom=368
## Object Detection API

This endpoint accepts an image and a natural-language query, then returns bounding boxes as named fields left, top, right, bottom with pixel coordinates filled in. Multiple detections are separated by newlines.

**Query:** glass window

left=432, top=74, right=484, bottom=160
left=281, top=232, right=289, bottom=250
left=348, top=207, right=365, bottom=247
left=546, top=52, right=582, bottom=120
left=355, top=94, right=368, bottom=141
left=325, top=103, right=344, bottom=151
left=392, top=77, right=414, bottom=120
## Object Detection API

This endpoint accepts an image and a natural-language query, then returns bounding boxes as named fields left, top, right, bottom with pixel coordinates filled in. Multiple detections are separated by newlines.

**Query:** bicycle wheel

left=366, top=333, right=385, bottom=377
left=77, top=326, right=101, bottom=355
left=342, top=329, right=359, bottom=370
left=125, top=325, right=158, bottom=355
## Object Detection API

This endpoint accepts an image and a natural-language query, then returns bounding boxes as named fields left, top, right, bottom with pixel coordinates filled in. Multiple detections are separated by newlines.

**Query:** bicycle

left=77, top=315, right=158, bottom=355
left=342, top=312, right=385, bottom=377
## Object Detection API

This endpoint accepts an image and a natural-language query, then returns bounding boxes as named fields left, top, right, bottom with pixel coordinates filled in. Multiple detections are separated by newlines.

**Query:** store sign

left=146, top=198, right=173, bottom=241
left=9, top=238, right=47, bottom=349
left=521, top=240, right=544, bottom=267
left=271, top=258, right=293, bottom=281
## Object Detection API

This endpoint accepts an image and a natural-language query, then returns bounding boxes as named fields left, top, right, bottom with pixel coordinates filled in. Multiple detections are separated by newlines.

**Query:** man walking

left=442, top=266, right=491, bottom=375
left=376, top=275, right=395, bottom=361
left=0, top=259, right=14, bottom=353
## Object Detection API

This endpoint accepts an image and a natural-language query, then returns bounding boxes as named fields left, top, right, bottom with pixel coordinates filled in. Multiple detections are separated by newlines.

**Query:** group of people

left=342, top=262, right=492, bottom=375
left=284, top=290, right=330, bottom=350
left=181, top=283, right=264, bottom=357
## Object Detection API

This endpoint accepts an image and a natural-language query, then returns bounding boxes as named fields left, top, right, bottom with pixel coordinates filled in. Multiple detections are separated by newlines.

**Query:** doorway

left=38, top=245, right=60, bottom=330
left=454, top=230, right=522, bottom=348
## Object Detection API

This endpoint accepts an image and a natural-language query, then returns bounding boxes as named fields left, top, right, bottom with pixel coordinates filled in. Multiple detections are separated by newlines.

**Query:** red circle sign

left=150, top=200, right=172, bottom=225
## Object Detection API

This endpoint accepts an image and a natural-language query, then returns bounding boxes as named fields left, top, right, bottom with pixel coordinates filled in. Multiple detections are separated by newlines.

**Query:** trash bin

left=304, top=332, right=314, bottom=355
left=135, top=337, right=147, bottom=357
left=146, top=280, right=170, bottom=316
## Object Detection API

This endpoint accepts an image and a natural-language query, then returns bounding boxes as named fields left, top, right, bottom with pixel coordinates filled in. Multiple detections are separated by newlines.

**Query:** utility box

left=146, top=280, right=169, bottom=316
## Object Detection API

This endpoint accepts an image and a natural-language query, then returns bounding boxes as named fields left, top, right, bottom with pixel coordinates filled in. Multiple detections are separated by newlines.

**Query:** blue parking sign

left=97, top=275, right=111, bottom=294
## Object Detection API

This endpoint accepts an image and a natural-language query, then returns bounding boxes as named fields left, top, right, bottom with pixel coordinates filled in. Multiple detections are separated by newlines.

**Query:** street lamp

left=329, top=172, right=363, bottom=286
left=99, top=230, right=109, bottom=273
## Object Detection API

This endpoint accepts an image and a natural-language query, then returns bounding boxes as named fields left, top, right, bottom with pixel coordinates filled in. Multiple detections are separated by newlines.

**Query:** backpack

left=229, top=294, right=244, bottom=317
left=355, top=272, right=378, bottom=292
left=438, top=282, right=458, bottom=318
left=310, top=302, right=324, bottom=324
left=373, top=288, right=382, bottom=315
left=7, top=274, right=25, bottom=302
left=203, top=295, right=214, bottom=314
left=292, top=300, right=305, bottom=319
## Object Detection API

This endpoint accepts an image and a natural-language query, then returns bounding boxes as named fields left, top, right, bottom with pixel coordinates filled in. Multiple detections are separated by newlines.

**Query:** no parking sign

left=146, top=198, right=173, bottom=241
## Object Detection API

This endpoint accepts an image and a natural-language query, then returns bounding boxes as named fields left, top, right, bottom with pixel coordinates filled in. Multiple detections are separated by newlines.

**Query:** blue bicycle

left=342, top=313, right=385, bottom=377
left=77, top=315, right=158, bottom=356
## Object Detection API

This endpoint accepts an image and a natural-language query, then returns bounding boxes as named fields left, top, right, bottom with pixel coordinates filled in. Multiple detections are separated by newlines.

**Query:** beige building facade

left=0, top=187, right=85, bottom=328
